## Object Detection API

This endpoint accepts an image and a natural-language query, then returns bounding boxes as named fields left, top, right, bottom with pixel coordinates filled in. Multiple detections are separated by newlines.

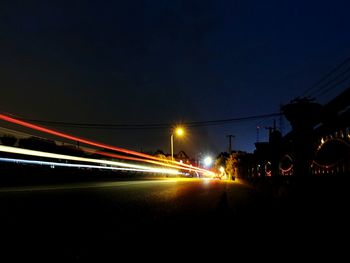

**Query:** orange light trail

left=84, top=148, right=208, bottom=175
left=0, top=113, right=214, bottom=175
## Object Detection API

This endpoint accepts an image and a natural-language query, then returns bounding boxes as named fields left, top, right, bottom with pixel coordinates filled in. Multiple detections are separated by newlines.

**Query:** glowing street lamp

left=171, top=127, right=185, bottom=161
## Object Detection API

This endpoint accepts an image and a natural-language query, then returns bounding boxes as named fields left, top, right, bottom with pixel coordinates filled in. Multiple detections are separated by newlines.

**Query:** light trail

left=84, top=148, right=214, bottom=176
left=0, top=145, right=180, bottom=175
left=0, top=114, right=214, bottom=175
left=0, top=157, right=172, bottom=174
left=0, top=113, right=153, bottom=158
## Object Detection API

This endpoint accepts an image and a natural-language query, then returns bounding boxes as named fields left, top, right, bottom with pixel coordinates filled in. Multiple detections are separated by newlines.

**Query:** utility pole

left=265, top=120, right=277, bottom=138
left=279, top=112, right=284, bottom=136
left=265, top=127, right=273, bottom=138
left=256, top=126, right=260, bottom=142
left=226, top=135, right=235, bottom=153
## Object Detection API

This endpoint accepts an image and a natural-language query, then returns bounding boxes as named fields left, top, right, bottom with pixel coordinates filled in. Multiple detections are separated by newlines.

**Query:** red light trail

left=0, top=114, right=214, bottom=175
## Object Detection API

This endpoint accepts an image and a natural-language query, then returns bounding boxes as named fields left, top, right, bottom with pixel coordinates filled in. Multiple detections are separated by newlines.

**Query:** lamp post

left=171, top=127, right=184, bottom=161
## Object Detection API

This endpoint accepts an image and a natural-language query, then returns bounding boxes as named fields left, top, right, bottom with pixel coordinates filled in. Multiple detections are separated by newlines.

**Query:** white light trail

left=0, top=145, right=180, bottom=175
left=0, top=157, right=171, bottom=173
left=0, top=113, right=214, bottom=176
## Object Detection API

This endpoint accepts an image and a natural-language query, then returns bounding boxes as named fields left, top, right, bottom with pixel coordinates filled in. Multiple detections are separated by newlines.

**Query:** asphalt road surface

left=0, top=177, right=348, bottom=260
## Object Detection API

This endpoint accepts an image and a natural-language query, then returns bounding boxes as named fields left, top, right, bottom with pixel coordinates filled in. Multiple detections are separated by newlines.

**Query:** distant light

left=203, top=178, right=210, bottom=183
left=203, top=156, right=213, bottom=167
left=219, top=166, right=225, bottom=173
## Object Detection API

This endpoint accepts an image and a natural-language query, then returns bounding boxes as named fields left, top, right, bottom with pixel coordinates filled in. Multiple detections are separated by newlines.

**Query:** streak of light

left=0, top=114, right=214, bottom=175
left=0, top=145, right=180, bottom=175
left=0, top=157, right=168, bottom=173
left=0, top=114, right=152, bottom=158
left=85, top=148, right=215, bottom=176
left=0, top=157, right=183, bottom=174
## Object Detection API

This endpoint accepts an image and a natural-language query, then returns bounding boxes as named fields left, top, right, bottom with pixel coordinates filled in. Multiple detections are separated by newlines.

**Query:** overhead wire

left=13, top=112, right=282, bottom=130
left=300, top=56, right=350, bottom=99
left=311, top=71, right=350, bottom=99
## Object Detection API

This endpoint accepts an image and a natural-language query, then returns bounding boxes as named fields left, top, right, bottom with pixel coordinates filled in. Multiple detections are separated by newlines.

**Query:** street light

left=171, top=127, right=185, bottom=161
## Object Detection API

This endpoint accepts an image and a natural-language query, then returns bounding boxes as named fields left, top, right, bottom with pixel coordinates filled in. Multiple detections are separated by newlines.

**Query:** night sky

left=1, top=0, right=350, bottom=157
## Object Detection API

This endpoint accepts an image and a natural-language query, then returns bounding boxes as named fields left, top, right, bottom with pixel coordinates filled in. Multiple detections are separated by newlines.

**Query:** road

left=0, top=177, right=348, bottom=259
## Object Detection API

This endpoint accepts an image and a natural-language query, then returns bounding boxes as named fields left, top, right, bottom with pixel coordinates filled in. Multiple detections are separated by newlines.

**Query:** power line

left=311, top=71, right=350, bottom=99
left=9, top=112, right=282, bottom=130
left=300, top=56, right=350, bottom=98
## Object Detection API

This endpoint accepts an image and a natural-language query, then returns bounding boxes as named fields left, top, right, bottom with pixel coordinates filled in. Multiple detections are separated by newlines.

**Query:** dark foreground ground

left=0, top=168, right=349, bottom=260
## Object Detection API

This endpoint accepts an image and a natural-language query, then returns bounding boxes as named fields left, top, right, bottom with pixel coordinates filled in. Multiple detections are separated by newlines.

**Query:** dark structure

left=311, top=88, right=350, bottom=175
left=252, top=125, right=283, bottom=177
left=241, top=87, right=350, bottom=179
left=282, top=98, right=323, bottom=176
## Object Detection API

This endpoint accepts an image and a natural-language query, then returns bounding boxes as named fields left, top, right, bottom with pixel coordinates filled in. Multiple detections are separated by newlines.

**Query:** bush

left=0, top=135, right=17, bottom=146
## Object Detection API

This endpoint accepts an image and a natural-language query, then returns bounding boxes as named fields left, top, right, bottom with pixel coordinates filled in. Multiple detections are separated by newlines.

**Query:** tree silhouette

left=0, top=135, right=17, bottom=146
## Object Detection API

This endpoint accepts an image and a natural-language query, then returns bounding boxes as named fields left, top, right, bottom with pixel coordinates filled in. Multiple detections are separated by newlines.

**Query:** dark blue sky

left=1, top=0, right=350, bottom=156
